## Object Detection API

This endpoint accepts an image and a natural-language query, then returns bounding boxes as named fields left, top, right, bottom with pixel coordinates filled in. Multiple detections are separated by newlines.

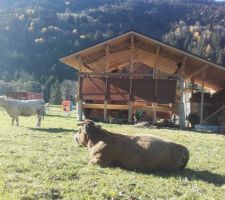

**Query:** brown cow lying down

left=74, top=120, right=189, bottom=172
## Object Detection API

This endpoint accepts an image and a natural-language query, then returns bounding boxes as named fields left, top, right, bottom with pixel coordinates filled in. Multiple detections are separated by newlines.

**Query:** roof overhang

left=60, top=31, right=225, bottom=90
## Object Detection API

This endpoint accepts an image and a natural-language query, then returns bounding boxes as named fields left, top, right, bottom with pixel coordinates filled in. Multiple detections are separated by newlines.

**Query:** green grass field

left=0, top=107, right=225, bottom=200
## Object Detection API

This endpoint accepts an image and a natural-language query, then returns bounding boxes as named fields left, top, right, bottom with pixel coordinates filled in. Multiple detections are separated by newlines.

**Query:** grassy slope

left=0, top=107, right=225, bottom=200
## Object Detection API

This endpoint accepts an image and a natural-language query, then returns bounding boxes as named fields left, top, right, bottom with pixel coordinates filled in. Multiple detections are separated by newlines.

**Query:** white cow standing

left=0, top=97, right=45, bottom=127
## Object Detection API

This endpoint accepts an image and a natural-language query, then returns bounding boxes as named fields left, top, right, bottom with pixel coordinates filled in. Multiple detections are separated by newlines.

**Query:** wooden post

left=77, top=100, right=83, bottom=121
left=200, top=83, right=204, bottom=124
left=128, top=78, right=133, bottom=123
left=104, top=76, right=108, bottom=122
left=104, top=44, right=109, bottom=122
left=178, top=56, right=188, bottom=128
left=104, top=100, right=107, bottom=122
left=191, top=78, right=194, bottom=96
left=128, top=101, right=133, bottom=123
left=77, top=56, right=83, bottom=121
left=152, top=103, right=157, bottom=123
left=200, top=69, right=208, bottom=123
left=77, top=74, right=83, bottom=121
left=128, top=34, right=134, bottom=123
left=179, top=78, right=186, bottom=128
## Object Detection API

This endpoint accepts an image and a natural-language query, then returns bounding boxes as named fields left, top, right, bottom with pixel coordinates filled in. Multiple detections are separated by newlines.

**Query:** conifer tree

left=50, top=79, right=62, bottom=105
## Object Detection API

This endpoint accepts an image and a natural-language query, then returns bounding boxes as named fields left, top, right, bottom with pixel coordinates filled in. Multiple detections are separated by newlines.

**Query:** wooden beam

left=78, top=72, right=179, bottom=79
left=77, top=55, right=82, bottom=72
left=130, top=34, right=134, bottom=73
left=134, top=31, right=224, bottom=71
left=61, top=31, right=225, bottom=77
left=83, top=103, right=172, bottom=112
left=177, top=56, right=187, bottom=76
left=159, top=49, right=183, bottom=63
left=154, top=46, right=160, bottom=98
left=105, top=44, right=109, bottom=72
left=83, top=104, right=129, bottom=110
left=154, top=46, right=160, bottom=77
left=184, top=64, right=208, bottom=80
left=134, top=48, right=154, bottom=66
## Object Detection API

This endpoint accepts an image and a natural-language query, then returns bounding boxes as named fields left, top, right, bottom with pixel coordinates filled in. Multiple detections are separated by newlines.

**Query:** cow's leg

left=16, top=117, right=19, bottom=126
left=12, top=117, right=14, bottom=126
left=89, top=157, right=102, bottom=166
left=89, top=156, right=112, bottom=167
left=89, top=141, right=107, bottom=154
left=89, top=141, right=112, bottom=167
left=37, top=114, right=41, bottom=127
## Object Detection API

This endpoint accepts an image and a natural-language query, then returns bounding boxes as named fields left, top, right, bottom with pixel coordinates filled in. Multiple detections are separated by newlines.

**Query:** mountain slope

left=0, top=0, right=225, bottom=81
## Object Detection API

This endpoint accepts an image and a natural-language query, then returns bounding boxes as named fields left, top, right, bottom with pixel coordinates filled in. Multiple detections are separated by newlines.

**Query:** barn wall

left=82, top=77, right=177, bottom=104
left=6, top=92, right=44, bottom=100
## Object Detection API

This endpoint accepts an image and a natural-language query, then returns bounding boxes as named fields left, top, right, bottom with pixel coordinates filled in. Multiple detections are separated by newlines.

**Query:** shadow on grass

left=138, top=125, right=225, bottom=136
left=46, top=114, right=76, bottom=119
left=152, top=168, right=225, bottom=186
left=28, top=128, right=74, bottom=133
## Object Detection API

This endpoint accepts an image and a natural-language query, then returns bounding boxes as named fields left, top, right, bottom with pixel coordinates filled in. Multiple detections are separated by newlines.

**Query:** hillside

left=0, top=0, right=225, bottom=101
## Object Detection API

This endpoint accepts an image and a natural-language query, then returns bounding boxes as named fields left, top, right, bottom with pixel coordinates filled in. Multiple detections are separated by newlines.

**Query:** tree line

left=0, top=70, right=77, bottom=104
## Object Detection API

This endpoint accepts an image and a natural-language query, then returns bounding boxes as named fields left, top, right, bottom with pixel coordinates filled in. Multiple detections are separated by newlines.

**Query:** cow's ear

left=77, top=119, right=93, bottom=126
left=77, top=120, right=87, bottom=126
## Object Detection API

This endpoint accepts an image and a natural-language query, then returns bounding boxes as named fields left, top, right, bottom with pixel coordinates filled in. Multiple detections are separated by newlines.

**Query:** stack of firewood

left=212, top=89, right=225, bottom=109
left=190, top=92, right=211, bottom=103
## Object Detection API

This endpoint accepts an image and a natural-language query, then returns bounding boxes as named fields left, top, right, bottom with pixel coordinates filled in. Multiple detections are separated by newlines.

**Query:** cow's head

left=0, top=96, right=6, bottom=107
left=74, top=120, right=101, bottom=147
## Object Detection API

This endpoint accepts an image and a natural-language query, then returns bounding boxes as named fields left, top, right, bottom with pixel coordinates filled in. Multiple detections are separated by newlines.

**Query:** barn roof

left=60, top=30, right=225, bottom=90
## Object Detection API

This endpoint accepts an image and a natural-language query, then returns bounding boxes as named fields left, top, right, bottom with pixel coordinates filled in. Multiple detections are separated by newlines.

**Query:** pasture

left=0, top=107, right=225, bottom=200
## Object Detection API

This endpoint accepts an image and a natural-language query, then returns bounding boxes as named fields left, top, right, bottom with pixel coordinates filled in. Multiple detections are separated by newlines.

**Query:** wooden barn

left=6, top=92, right=44, bottom=100
left=61, top=31, right=225, bottom=128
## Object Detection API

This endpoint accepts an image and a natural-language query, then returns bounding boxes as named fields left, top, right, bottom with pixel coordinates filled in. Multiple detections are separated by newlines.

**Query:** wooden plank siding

left=81, top=77, right=105, bottom=101
left=82, top=77, right=177, bottom=104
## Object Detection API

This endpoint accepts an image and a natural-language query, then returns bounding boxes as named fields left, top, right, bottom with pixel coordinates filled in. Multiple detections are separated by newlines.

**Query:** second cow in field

left=75, top=120, right=189, bottom=172
left=0, top=98, right=45, bottom=127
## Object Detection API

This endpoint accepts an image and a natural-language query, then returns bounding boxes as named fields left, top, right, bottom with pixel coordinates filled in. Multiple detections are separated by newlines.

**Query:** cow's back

left=16, top=99, right=45, bottom=116
left=111, top=135, right=188, bottom=172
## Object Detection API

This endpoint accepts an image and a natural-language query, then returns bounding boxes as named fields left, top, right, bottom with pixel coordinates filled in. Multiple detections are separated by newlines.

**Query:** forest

left=0, top=0, right=225, bottom=103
